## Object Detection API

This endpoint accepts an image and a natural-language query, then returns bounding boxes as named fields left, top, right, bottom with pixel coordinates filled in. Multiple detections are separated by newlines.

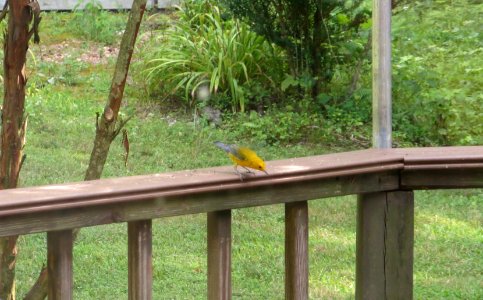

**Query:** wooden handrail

left=0, top=146, right=482, bottom=299
left=1, top=147, right=481, bottom=229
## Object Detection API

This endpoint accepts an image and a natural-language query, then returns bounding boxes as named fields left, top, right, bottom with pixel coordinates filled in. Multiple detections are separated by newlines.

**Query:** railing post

left=356, top=0, right=414, bottom=298
left=128, top=220, right=153, bottom=300
left=47, top=229, right=73, bottom=300
left=356, top=191, right=414, bottom=299
left=285, top=201, right=308, bottom=300
left=207, top=210, right=232, bottom=300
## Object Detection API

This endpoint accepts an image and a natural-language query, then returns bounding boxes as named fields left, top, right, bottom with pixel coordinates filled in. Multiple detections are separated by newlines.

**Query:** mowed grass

left=6, top=11, right=483, bottom=299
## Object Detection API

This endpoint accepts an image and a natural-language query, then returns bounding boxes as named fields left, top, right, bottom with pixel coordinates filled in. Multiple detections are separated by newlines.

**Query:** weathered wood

left=356, top=191, right=414, bottom=299
left=357, top=1, right=394, bottom=297
left=385, top=191, right=414, bottom=299
left=0, top=172, right=399, bottom=237
left=47, top=230, right=73, bottom=300
left=372, top=0, right=392, bottom=148
left=285, top=201, right=308, bottom=300
left=356, top=193, right=385, bottom=299
left=128, top=220, right=152, bottom=300
left=401, top=169, right=483, bottom=189
left=207, top=210, right=232, bottom=300
left=2, top=148, right=406, bottom=212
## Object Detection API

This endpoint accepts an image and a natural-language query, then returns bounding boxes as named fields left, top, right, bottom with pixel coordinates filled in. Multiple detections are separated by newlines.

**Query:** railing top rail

left=1, top=146, right=482, bottom=215
left=394, top=146, right=483, bottom=164
left=0, top=146, right=481, bottom=237
left=0, top=148, right=402, bottom=214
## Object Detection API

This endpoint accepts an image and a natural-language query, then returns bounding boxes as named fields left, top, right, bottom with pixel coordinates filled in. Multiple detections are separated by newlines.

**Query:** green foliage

left=220, top=0, right=371, bottom=95
left=222, top=106, right=369, bottom=148
left=143, top=0, right=282, bottom=112
left=70, top=0, right=127, bottom=44
left=8, top=11, right=483, bottom=299
left=392, top=0, right=483, bottom=145
left=226, top=110, right=320, bottom=145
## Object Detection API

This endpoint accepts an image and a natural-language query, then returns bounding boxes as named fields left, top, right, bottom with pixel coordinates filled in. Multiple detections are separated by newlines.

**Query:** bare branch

left=0, top=1, right=8, bottom=23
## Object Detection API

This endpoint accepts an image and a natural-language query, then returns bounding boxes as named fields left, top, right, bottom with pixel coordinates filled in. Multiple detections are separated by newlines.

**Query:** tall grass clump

left=143, top=0, right=282, bottom=112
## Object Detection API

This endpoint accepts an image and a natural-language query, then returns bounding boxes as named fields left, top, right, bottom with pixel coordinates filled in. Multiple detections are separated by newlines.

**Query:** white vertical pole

left=372, top=0, right=392, bottom=149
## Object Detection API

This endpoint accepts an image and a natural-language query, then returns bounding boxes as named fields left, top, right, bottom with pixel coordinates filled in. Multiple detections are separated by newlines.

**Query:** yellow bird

left=214, top=141, right=268, bottom=180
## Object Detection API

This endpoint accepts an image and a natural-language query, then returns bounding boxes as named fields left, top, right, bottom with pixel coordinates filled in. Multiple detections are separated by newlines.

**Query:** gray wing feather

left=214, top=141, right=245, bottom=160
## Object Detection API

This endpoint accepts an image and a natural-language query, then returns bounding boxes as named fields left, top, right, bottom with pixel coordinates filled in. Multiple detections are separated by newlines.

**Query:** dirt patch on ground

left=36, top=40, right=119, bottom=64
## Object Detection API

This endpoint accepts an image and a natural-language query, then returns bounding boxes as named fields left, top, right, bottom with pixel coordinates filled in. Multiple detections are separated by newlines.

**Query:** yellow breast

left=229, top=147, right=266, bottom=172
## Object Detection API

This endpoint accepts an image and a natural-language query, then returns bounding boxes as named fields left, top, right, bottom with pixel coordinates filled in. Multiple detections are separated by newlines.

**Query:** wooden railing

left=1, top=146, right=482, bottom=299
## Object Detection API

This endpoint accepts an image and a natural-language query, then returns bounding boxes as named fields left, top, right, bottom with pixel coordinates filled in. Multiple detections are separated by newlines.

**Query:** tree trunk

left=25, top=0, right=148, bottom=298
left=85, top=0, right=147, bottom=180
left=0, top=1, right=38, bottom=299
left=310, top=1, right=323, bottom=101
left=346, top=31, right=372, bottom=100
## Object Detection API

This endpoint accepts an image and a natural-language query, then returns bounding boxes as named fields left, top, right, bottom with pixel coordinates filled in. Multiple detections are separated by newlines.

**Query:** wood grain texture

left=128, top=220, right=152, bottom=300
left=385, top=191, right=414, bottom=299
left=356, top=191, right=414, bottom=300
left=47, top=230, right=73, bottom=300
left=401, top=169, right=483, bottom=189
left=0, top=172, right=399, bottom=238
left=356, top=193, right=386, bottom=299
left=285, top=201, right=308, bottom=300
left=1, top=147, right=481, bottom=217
left=207, top=210, right=232, bottom=300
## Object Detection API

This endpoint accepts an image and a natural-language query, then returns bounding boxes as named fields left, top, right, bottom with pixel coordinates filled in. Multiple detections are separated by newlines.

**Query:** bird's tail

left=214, top=141, right=231, bottom=153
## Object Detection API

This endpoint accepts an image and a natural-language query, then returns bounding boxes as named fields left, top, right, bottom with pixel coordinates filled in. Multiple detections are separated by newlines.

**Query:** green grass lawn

left=5, top=10, right=483, bottom=299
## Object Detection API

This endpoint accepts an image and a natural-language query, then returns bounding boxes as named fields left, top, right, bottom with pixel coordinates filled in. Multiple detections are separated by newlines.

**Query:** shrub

left=71, top=0, right=127, bottom=44
left=144, top=0, right=283, bottom=112
left=392, top=1, right=482, bottom=145
left=219, top=0, right=371, bottom=99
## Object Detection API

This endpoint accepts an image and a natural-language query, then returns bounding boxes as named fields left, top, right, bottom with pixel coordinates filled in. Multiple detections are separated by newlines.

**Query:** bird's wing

left=214, top=141, right=246, bottom=160
left=229, top=145, right=247, bottom=161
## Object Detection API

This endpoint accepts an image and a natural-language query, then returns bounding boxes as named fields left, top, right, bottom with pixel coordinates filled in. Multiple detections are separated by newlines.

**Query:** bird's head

left=254, top=159, right=268, bottom=175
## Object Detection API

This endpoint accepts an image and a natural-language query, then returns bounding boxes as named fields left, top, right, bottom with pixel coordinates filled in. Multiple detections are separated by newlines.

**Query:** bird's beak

left=263, top=170, right=269, bottom=175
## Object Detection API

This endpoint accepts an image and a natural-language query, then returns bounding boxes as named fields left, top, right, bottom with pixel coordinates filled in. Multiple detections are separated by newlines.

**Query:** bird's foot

left=242, top=166, right=255, bottom=174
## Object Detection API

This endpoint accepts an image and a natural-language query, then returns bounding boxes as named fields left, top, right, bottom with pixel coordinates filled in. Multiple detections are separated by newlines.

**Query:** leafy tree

left=219, top=0, right=370, bottom=99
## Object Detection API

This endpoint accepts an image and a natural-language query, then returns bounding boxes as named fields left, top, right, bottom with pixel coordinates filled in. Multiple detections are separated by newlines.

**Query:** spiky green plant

left=144, top=0, right=282, bottom=112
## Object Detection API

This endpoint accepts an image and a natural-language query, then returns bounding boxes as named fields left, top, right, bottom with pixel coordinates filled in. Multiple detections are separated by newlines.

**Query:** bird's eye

left=259, top=165, right=262, bottom=169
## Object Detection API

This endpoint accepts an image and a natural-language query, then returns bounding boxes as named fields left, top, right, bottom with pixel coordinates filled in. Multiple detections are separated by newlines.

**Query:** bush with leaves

left=144, top=0, right=283, bottom=112
left=219, top=0, right=371, bottom=99
left=391, top=0, right=482, bottom=145
left=71, top=0, right=127, bottom=44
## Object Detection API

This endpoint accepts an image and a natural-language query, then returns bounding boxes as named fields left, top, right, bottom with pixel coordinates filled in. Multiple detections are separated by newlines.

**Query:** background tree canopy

left=220, top=0, right=371, bottom=98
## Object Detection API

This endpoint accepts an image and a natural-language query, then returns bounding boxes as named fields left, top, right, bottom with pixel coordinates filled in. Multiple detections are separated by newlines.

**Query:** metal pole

left=372, top=0, right=392, bottom=149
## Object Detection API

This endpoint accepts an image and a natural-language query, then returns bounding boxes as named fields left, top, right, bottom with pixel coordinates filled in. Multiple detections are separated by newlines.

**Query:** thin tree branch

left=0, top=1, right=8, bottom=23
left=25, top=0, right=147, bottom=298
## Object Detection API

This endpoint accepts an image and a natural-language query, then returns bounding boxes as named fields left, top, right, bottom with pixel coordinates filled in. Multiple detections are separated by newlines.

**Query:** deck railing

left=1, top=146, right=482, bottom=299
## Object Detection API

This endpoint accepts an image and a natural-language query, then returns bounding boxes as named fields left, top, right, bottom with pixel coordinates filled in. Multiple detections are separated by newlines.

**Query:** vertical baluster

left=207, top=210, right=232, bottom=300
left=356, top=191, right=414, bottom=299
left=285, top=201, right=308, bottom=300
left=47, top=229, right=73, bottom=300
left=128, top=220, right=153, bottom=300
left=385, top=191, right=414, bottom=298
